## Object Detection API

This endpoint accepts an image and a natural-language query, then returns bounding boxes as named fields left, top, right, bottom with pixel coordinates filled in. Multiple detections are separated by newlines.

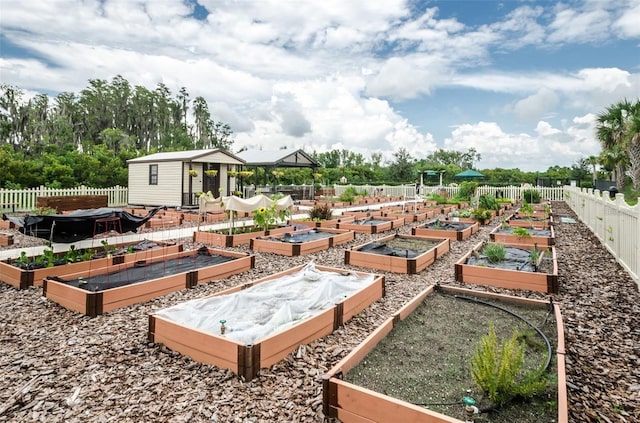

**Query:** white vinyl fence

left=564, top=186, right=639, bottom=288
left=0, top=185, right=128, bottom=212
left=334, top=184, right=566, bottom=201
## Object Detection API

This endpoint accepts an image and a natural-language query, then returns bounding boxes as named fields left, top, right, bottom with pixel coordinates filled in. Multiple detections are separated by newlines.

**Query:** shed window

left=149, top=164, right=158, bottom=185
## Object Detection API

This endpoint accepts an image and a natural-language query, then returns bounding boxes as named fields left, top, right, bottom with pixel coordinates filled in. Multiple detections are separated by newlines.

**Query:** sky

left=1, top=0, right=639, bottom=172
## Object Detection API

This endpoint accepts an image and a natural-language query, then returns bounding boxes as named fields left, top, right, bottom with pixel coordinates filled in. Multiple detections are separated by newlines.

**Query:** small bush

left=456, top=181, right=478, bottom=201
left=482, top=242, right=506, bottom=263
left=471, top=323, right=548, bottom=406
left=512, top=227, right=531, bottom=238
left=308, top=203, right=333, bottom=221
left=338, top=187, right=358, bottom=203
left=523, top=189, right=541, bottom=204
left=478, top=194, right=500, bottom=211
left=471, top=208, right=493, bottom=224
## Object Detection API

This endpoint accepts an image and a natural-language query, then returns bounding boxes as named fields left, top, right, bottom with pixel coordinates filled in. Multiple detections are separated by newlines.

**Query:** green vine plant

left=470, top=323, right=548, bottom=406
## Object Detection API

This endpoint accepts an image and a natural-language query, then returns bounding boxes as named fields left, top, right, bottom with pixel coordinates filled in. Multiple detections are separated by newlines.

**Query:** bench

left=36, top=195, right=109, bottom=212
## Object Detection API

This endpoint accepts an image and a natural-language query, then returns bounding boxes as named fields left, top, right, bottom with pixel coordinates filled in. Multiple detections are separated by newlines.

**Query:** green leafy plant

left=471, top=323, right=548, bottom=406
left=14, top=251, right=30, bottom=269
left=338, top=187, right=358, bottom=203
left=455, top=181, right=478, bottom=201
left=308, top=203, right=333, bottom=221
left=523, top=189, right=541, bottom=204
left=512, top=227, right=531, bottom=238
left=64, top=245, right=80, bottom=263
left=478, top=194, right=500, bottom=211
left=471, top=208, right=493, bottom=224
left=482, top=242, right=506, bottom=263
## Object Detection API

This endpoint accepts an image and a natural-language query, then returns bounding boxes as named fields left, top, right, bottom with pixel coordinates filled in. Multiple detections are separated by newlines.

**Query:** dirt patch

left=345, top=290, right=558, bottom=422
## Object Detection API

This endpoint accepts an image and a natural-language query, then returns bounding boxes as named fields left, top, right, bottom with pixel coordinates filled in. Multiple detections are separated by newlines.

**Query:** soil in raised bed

left=358, top=237, right=439, bottom=258
left=494, top=227, right=552, bottom=237
left=352, top=218, right=390, bottom=226
left=265, top=230, right=333, bottom=243
left=424, top=220, right=472, bottom=231
left=53, top=249, right=235, bottom=291
left=345, top=291, right=558, bottom=422
left=466, top=246, right=548, bottom=272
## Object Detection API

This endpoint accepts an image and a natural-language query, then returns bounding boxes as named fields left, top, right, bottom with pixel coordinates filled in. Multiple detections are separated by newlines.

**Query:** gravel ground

left=0, top=201, right=638, bottom=422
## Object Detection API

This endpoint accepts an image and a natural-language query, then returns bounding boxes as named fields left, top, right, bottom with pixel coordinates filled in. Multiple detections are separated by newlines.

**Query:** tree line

left=0, top=75, right=232, bottom=188
left=0, top=75, right=637, bottom=195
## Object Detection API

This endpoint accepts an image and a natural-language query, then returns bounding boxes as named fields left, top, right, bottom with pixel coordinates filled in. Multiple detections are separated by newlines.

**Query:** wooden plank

left=332, top=379, right=461, bottom=423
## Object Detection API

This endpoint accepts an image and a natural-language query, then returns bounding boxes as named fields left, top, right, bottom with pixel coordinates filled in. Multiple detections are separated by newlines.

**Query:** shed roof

left=237, top=149, right=319, bottom=168
left=127, top=149, right=244, bottom=164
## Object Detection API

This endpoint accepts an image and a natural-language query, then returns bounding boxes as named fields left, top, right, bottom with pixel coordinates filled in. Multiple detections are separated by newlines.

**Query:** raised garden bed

left=345, top=234, right=449, bottom=274
left=0, top=240, right=182, bottom=289
left=193, top=225, right=295, bottom=247
left=412, top=219, right=479, bottom=241
left=249, top=227, right=355, bottom=256
left=382, top=210, right=431, bottom=222
left=490, top=225, right=555, bottom=247
left=455, top=241, right=559, bottom=293
left=337, top=216, right=405, bottom=234
left=507, top=214, right=553, bottom=229
left=323, top=285, right=567, bottom=423
left=288, top=215, right=356, bottom=229
left=341, top=210, right=384, bottom=219
left=148, top=262, right=385, bottom=381
left=43, top=247, right=254, bottom=317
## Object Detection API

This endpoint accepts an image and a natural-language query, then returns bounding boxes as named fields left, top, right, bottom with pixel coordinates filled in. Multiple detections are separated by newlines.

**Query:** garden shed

left=127, top=149, right=245, bottom=207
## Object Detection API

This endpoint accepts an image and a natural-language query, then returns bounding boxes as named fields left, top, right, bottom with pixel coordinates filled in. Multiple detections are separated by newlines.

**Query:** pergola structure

left=236, top=149, right=320, bottom=196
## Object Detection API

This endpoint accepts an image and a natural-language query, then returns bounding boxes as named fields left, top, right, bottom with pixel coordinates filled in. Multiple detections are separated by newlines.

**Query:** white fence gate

left=0, top=185, right=128, bottom=212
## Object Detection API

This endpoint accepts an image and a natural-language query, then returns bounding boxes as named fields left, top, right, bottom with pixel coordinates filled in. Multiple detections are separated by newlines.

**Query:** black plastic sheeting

left=49, top=251, right=235, bottom=291
left=2, top=207, right=165, bottom=243
left=358, top=241, right=423, bottom=258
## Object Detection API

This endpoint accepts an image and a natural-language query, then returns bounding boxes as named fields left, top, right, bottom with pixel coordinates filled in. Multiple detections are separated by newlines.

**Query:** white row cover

left=198, top=193, right=293, bottom=214
left=155, top=262, right=375, bottom=345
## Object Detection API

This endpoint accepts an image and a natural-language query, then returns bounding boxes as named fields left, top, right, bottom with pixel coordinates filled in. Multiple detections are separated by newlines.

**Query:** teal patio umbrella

left=454, top=169, right=485, bottom=179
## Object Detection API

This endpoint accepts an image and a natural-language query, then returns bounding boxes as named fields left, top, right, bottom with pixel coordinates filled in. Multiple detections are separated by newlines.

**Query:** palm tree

left=586, top=155, right=599, bottom=187
left=625, top=100, right=640, bottom=189
left=596, top=100, right=632, bottom=191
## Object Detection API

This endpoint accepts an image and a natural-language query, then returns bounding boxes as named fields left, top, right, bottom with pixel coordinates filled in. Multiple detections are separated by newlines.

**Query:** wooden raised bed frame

left=507, top=214, right=554, bottom=229
left=42, top=247, right=254, bottom=317
left=345, top=234, right=450, bottom=274
left=148, top=264, right=385, bottom=381
left=288, top=214, right=356, bottom=229
left=250, top=227, right=355, bottom=256
left=337, top=216, right=405, bottom=234
left=0, top=241, right=183, bottom=290
left=489, top=225, right=555, bottom=247
left=193, top=225, right=295, bottom=247
left=411, top=220, right=479, bottom=241
left=455, top=241, right=559, bottom=293
left=322, top=285, right=568, bottom=423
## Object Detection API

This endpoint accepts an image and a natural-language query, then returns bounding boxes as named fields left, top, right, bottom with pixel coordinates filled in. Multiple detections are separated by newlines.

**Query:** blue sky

left=1, top=0, right=639, bottom=171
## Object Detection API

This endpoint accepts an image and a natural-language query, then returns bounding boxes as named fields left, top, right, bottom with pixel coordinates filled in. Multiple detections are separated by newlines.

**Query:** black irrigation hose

left=453, top=295, right=553, bottom=373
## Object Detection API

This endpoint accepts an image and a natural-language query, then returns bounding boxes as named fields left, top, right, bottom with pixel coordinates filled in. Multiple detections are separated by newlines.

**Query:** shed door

left=203, top=163, right=220, bottom=195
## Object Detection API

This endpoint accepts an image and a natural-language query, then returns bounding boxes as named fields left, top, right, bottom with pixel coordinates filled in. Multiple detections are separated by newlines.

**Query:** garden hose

left=453, top=295, right=553, bottom=372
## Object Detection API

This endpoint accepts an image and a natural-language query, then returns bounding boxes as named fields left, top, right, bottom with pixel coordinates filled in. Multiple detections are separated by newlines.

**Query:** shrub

left=338, top=187, right=358, bottom=203
left=456, top=181, right=478, bottom=201
left=478, top=194, right=500, bottom=211
left=482, top=242, right=506, bottom=263
left=523, top=189, right=541, bottom=204
left=471, top=323, right=548, bottom=406
left=511, top=227, right=531, bottom=238
left=308, top=203, right=333, bottom=221
left=471, top=208, right=493, bottom=224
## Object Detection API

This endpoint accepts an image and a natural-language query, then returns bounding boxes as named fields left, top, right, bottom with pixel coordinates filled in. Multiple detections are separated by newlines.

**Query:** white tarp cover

left=198, top=193, right=293, bottom=215
left=155, top=262, right=375, bottom=345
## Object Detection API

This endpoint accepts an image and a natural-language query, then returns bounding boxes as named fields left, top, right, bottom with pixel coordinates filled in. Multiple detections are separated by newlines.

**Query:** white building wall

left=128, top=162, right=183, bottom=206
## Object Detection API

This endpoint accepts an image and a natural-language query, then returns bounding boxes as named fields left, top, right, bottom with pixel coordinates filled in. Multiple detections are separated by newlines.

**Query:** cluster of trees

left=595, top=99, right=640, bottom=191
left=0, top=75, right=231, bottom=188
left=1, top=74, right=637, bottom=193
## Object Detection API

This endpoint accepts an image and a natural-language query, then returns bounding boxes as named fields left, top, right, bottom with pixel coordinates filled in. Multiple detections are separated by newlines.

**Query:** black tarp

left=2, top=207, right=165, bottom=243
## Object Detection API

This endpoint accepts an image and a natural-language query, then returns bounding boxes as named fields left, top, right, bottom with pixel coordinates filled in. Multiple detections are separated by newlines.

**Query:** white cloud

left=612, top=1, right=640, bottom=38
left=443, top=117, right=600, bottom=171
left=547, top=3, right=612, bottom=44
left=512, top=88, right=560, bottom=121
